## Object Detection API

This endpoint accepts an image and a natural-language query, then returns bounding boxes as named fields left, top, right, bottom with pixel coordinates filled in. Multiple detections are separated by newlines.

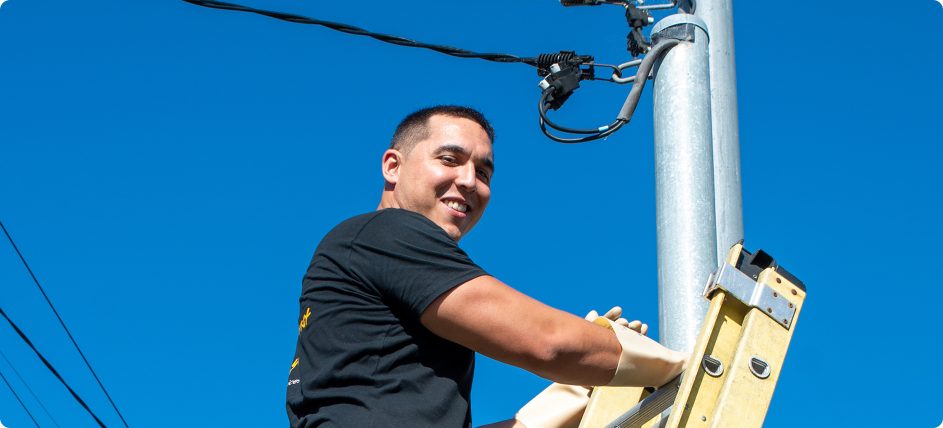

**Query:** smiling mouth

left=445, top=200, right=469, bottom=213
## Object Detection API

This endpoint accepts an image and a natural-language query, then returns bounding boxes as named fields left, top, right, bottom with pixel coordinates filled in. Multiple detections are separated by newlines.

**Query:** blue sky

left=1, top=1, right=941, bottom=426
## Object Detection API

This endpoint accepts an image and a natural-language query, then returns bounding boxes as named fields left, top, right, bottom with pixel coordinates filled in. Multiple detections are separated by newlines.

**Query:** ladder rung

left=604, top=375, right=681, bottom=428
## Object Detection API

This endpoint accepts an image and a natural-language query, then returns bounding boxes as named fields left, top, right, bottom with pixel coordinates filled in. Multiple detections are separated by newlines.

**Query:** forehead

left=417, top=115, right=493, bottom=157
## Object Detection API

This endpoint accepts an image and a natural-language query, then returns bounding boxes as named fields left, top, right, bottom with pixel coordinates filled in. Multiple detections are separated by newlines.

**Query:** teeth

left=446, top=200, right=468, bottom=213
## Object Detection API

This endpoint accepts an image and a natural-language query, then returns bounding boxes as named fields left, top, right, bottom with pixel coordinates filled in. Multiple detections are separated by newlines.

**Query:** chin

left=444, top=227, right=463, bottom=241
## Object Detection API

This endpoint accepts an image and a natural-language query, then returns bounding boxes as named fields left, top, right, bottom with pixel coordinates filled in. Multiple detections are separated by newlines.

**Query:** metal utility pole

left=652, top=0, right=744, bottom=352
left=651, top=14, right=717, bottom=353
left=697, top=1, right=744, bottom=265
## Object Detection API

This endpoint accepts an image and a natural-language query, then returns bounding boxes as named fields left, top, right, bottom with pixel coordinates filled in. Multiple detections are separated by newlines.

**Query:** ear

left=381, top=149, right=403, bottom=185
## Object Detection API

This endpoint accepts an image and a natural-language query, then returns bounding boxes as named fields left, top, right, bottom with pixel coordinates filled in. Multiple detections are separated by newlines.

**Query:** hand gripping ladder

left=579, top=243, right=807, bottom=428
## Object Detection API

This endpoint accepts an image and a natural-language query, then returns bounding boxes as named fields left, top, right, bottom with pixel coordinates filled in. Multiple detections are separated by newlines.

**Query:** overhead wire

left=183, top=0, right=694, bottom=145
left=0, top=307, right=107, bottom=427
left=0, top=220, right=128, bottom=428
left=0, top=349, right=61, bottom=427
left=0, top=365, right=40, bottom=428
left=182, top=0, right=540, bottom=68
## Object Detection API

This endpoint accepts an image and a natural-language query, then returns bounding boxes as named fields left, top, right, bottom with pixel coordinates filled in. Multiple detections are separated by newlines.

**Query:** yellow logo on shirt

left=298, top=307, right=311, bottom=335
left=290, top=357, right=299, bottom=373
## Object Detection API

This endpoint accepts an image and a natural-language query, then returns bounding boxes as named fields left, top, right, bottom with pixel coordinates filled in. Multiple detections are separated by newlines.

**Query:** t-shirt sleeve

left=347, top=210, right=488, bottom=318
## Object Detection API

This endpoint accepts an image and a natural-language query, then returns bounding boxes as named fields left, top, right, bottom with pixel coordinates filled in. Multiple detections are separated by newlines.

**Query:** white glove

left=514, top=382, right=591, bottom=428
left=585, top=306, right=648, bottom=335
left=592, top=317, right=687, bottom=387
left=514, top=308, right=626, bottom=428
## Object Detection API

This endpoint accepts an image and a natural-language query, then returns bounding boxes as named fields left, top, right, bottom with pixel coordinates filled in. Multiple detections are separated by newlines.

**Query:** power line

left=185, top=0, right=684, bottom=143
left=0, top=360, right=41, bottom=428
left=0, top=307, right=107, bottom=427
left=182, top=0, right=540, bottom=67
left=0, top=220, right=128, bottom=428
left=0, top=349, right=61, bottom=428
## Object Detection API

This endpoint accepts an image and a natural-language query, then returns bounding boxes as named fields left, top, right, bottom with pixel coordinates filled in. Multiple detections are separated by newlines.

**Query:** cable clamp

left=625, top=4, right=654, bottom=57
left=535, top=52, right=595, bottom=110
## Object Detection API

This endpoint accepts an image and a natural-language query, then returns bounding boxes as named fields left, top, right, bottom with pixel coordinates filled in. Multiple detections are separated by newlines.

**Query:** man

left=287, top=106, right=686, bottom=428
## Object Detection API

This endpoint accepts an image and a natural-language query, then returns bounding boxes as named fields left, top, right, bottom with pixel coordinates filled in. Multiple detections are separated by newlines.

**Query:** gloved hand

left=514, top=308, right=626, bottom=428
left=591, top=317, right=687, bottom=387
left=584, top=306, right=648, bottom=336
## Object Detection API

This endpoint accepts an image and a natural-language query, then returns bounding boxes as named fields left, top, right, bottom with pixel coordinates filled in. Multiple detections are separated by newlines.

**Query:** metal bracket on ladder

left=579, top=243, right=807, bottom=428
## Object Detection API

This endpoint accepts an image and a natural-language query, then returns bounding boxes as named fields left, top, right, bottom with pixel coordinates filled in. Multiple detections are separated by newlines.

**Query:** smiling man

left=377, top=110, right=494, bottom=240
left=286, top=106, right=686, bottom=428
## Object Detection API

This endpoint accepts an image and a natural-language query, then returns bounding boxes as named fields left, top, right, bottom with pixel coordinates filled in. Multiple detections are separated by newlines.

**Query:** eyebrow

left=434, top=144, right=495, bottom=173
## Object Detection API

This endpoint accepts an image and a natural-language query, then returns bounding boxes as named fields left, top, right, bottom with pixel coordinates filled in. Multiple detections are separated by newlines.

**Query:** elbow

left=534, top=322, right=573, bottom=363
left=516, top=326, right=581, bottom=382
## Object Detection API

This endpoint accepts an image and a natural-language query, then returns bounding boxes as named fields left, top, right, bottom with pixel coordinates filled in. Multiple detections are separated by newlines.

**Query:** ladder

left=579, top=243, right=807, bottom=428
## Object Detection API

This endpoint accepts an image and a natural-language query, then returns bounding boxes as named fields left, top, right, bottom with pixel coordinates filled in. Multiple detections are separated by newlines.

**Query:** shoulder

left=361, top=209, right=451, bottom=238
left=366, top=209, right=443, bottom=231
left=324, top=209, right=453, bottom=245
left=331, top=209, right=432, bottom=228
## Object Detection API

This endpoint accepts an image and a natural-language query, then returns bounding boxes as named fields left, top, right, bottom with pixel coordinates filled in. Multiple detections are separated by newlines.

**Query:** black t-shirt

left=287, top=209, right=488, bottom=428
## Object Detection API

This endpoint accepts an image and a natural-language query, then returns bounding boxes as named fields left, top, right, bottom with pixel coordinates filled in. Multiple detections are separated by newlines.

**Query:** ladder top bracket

left=703, top=263, right=797, bottom=329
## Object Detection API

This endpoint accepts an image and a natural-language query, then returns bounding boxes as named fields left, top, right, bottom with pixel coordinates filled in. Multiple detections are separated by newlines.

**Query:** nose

left=455, top=163, right=477, bottom=191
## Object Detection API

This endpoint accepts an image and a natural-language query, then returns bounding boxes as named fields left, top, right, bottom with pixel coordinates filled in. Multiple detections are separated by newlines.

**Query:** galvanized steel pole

left=696, top=0, right=744, bottom=263
left=651, top=14, right=717, bottom=352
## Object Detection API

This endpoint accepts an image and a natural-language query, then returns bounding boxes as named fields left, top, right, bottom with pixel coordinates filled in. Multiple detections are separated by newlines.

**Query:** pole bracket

left=703, top=262, right=797, bottom=329
left=651, top=13, right=709, bottom=43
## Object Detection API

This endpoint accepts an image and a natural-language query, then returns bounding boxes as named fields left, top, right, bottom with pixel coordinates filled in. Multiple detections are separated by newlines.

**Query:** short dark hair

left=389, top=105, right=495, bottom=154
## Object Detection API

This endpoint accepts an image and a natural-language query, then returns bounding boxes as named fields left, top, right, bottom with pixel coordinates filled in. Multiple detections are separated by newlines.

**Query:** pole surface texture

left=652, top=14, right=718, bottom=352
left=697, top=0, right=744, bottom=263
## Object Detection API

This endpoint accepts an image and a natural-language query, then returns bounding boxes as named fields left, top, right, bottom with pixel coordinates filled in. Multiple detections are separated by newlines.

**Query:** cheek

left=478, top=185, right=492, bottom=204
left=429, top=166, right=451, bottom=181
left=427, top=168, right=453, bottom=190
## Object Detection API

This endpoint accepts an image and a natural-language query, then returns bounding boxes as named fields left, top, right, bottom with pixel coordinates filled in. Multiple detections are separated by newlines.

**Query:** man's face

left=384, top=115, right=494, bottom=241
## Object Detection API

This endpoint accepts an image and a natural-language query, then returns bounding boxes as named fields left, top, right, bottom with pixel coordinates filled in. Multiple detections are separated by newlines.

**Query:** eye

left=440, top=155, right=458, bottom=165
left=477, top=169, right=492, bottom=183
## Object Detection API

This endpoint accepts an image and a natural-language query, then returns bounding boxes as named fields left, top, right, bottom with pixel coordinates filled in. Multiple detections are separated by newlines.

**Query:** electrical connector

left=535, top=51, right=594, bottom=78
left=541, top=65, right=583, bottom=110
left=535, top=51, right=595, bottom=110
left=625, top=5, right=654, bottom=57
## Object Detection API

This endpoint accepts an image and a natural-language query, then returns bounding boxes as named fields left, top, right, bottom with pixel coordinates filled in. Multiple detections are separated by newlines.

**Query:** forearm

left=422, top=275, right=685, bottom=387
left=517, top=309, right=622, bottom=385
left=423, top=276, right=621, bottom=385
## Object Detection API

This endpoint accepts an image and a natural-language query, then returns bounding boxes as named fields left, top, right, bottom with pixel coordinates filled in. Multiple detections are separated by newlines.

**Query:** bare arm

left=420, top=275, right=621, bottom=386
left=477, top=419, right=525, bottom=428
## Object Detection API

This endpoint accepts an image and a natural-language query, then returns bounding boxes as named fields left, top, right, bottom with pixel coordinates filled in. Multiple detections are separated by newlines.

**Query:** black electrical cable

left=0, top=220, right=127, bottom=428
left=0, top=366, right=40, bottom=428
left=182, top=0, right=540, bottom=67
left=0, top=349, right=62, bottom=428
left=538, top=118, right=625, bottom=143
left=616, top=38, right=679, bottom=121
left=539, top=37, right=681, bottom=144
left=184, top=0, right=690, bottom=143
left=0, top=307, right=107, bottom=428
left=539, top=90, right=621, bottom=134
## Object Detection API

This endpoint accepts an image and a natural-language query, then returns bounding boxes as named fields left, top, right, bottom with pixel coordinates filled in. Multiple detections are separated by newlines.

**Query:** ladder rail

left=583, top=243, right=806, bottom=428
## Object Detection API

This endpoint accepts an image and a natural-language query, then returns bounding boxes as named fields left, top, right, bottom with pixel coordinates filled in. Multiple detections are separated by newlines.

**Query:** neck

left=377, top=190, right=398, bottom=211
